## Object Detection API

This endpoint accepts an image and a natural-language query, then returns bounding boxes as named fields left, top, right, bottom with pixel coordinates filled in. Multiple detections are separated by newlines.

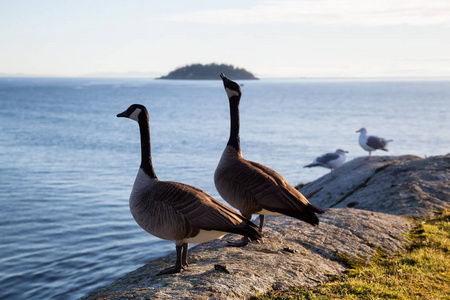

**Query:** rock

left=301, top=155, right=450, bottom=218
left=81, top=155, right=449, bottom=299
left=81, top=209, right=412, bottom=300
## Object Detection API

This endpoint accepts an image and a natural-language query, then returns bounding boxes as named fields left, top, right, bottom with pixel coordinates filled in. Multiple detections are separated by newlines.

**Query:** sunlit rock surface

left=301, top=154, right=450, bottom=217
left=82, top=155, right=449, bottom=300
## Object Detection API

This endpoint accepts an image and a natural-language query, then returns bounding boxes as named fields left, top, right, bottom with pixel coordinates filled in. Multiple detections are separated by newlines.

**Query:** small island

left=157, top=63, right=258, bottom=80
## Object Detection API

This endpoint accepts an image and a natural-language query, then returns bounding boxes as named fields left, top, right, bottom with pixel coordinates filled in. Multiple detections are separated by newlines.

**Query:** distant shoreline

left=1, top=76, right=450, bottom=82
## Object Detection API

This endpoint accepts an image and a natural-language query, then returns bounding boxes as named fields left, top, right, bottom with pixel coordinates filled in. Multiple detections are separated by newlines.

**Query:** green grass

left=252, top=211, right=450, bottom=300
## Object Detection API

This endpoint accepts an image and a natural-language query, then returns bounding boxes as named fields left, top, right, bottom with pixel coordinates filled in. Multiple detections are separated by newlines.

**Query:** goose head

left=356, top=128, right=367, bottom=135
left=220, top=73, right=242, bottom=101
left=117, top=104, right=148, bottom=122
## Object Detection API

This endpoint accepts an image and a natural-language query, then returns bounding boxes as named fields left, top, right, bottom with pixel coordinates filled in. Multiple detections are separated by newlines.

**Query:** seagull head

left=356, top=128, right=367, bottom=134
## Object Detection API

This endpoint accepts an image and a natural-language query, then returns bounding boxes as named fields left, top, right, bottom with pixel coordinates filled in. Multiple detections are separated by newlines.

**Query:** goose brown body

left=130, top=169, right=261, bottom=245
left=118, top=104, right=262, bottom=274
left=214, top=74, right=324, bottom=235
left=215, top=146, right=323, bottom=225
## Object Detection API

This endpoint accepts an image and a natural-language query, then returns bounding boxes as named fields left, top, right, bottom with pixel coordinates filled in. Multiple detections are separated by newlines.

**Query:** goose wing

left=155, top=181, right=261, bottom=238
left=242, top=159, right=324, bottom=224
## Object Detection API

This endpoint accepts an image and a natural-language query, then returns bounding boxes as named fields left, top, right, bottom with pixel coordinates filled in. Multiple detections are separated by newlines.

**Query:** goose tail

left=238, top=219, right=263, bottom=241
left=307, top=203, right=325, bottom=214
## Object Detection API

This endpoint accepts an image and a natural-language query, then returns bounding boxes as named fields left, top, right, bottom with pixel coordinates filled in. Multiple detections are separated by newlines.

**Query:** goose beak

left=220, top=73, right=228, bottom=82
left=117, top=111, right=127, bottom=118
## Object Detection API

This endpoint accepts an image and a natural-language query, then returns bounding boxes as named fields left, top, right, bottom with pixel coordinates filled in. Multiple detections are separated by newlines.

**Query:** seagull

left=356, top=128, right=393, bottom=160
left=304, top=149, right=348, bottom=172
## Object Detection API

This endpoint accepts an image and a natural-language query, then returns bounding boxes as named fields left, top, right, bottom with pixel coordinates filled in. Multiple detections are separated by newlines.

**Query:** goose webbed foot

left=157, top=243, right=188, bottom=276
left=226, top=236, right=250, bottom=247
left=156, top=265, right=184, bottom=276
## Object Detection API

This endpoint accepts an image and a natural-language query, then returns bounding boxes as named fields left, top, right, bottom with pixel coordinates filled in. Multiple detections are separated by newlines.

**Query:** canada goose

left=304, top=149, right=348, bottom=172
left=214, top=74, right=324, bottom=246
left=117, top=104, right=262, bottom=275
left=356, top=128, right=393, bottom=160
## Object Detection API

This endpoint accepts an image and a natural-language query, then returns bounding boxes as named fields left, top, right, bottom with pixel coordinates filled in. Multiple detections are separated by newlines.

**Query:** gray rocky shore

left=82, top=154, right=449, bottom=300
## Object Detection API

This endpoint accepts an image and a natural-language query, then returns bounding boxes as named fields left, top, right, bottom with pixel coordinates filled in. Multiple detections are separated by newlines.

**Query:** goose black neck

left=227, top=97, right=241, bottom=152
left=137, top=115, right=157, bottom=179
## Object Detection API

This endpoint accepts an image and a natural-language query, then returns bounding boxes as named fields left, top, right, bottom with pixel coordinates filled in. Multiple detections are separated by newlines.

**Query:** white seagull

left=304, top=149, right=348, bottom=172
left=356, top=128, right=393, bottom=160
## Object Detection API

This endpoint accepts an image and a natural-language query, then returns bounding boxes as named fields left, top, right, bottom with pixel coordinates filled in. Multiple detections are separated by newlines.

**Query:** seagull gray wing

left=366, top=136, right=387, bottom=150
left=316, top=153, right=339, bottom=164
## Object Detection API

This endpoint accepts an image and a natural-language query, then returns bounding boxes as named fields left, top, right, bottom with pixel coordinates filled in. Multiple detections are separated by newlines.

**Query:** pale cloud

left=162, top=0, right=450, bottom=26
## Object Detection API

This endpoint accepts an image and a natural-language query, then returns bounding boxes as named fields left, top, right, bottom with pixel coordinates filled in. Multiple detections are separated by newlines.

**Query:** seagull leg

left=330, top=169, right=337, bottom=179
left=365, top=151, right=372, bottom=160
left=157, top=245, right=184, bottom=275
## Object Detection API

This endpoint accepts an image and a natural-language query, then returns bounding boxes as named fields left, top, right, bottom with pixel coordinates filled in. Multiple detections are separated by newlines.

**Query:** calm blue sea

left=0, top=77, right=449, bottom=299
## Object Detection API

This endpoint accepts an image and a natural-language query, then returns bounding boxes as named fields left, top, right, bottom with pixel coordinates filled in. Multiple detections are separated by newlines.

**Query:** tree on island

left=158, top=63, right=258, bottom=80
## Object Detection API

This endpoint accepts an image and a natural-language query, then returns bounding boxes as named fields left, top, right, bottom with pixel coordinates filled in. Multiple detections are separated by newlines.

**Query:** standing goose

left=214, top=74, right=324, bottom=246
left=117, top=104, right=262, bottom=275
left=356, top=127, right=393, bottom=160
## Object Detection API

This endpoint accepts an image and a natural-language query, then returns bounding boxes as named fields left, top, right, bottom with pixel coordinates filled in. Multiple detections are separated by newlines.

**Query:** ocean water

left=0, top=77, right=449, bottom=299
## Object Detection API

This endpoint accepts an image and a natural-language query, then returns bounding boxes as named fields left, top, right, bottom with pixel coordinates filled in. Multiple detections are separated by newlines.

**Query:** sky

left=1, top=0, right=450, bottom=78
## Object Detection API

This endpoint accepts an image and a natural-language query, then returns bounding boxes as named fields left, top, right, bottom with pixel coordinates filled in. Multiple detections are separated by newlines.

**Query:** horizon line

left=1, top=74, right=450, bottom=81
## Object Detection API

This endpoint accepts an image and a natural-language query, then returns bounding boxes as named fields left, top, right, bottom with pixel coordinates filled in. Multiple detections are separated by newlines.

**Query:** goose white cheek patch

left=129, top=108, right=142, bottom=121
left=225, top=87, right=240, bottom=98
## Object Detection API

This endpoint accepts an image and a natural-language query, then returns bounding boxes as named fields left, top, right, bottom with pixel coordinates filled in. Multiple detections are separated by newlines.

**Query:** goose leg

left=181, top=243, right=189, bottom=267
left=157, top=245, right=184, bottom=275
left=259, top=215, right=265, bottom=230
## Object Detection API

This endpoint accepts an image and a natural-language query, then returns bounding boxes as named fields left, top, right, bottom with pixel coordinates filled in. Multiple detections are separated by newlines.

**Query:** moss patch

left=252, top=211, right=450, bottom=300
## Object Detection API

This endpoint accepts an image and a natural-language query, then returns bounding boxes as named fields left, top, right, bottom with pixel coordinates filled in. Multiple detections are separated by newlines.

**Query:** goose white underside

left=181, top=229, right=227, bottom=244
left=257, top=208, right=283, bottom=216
